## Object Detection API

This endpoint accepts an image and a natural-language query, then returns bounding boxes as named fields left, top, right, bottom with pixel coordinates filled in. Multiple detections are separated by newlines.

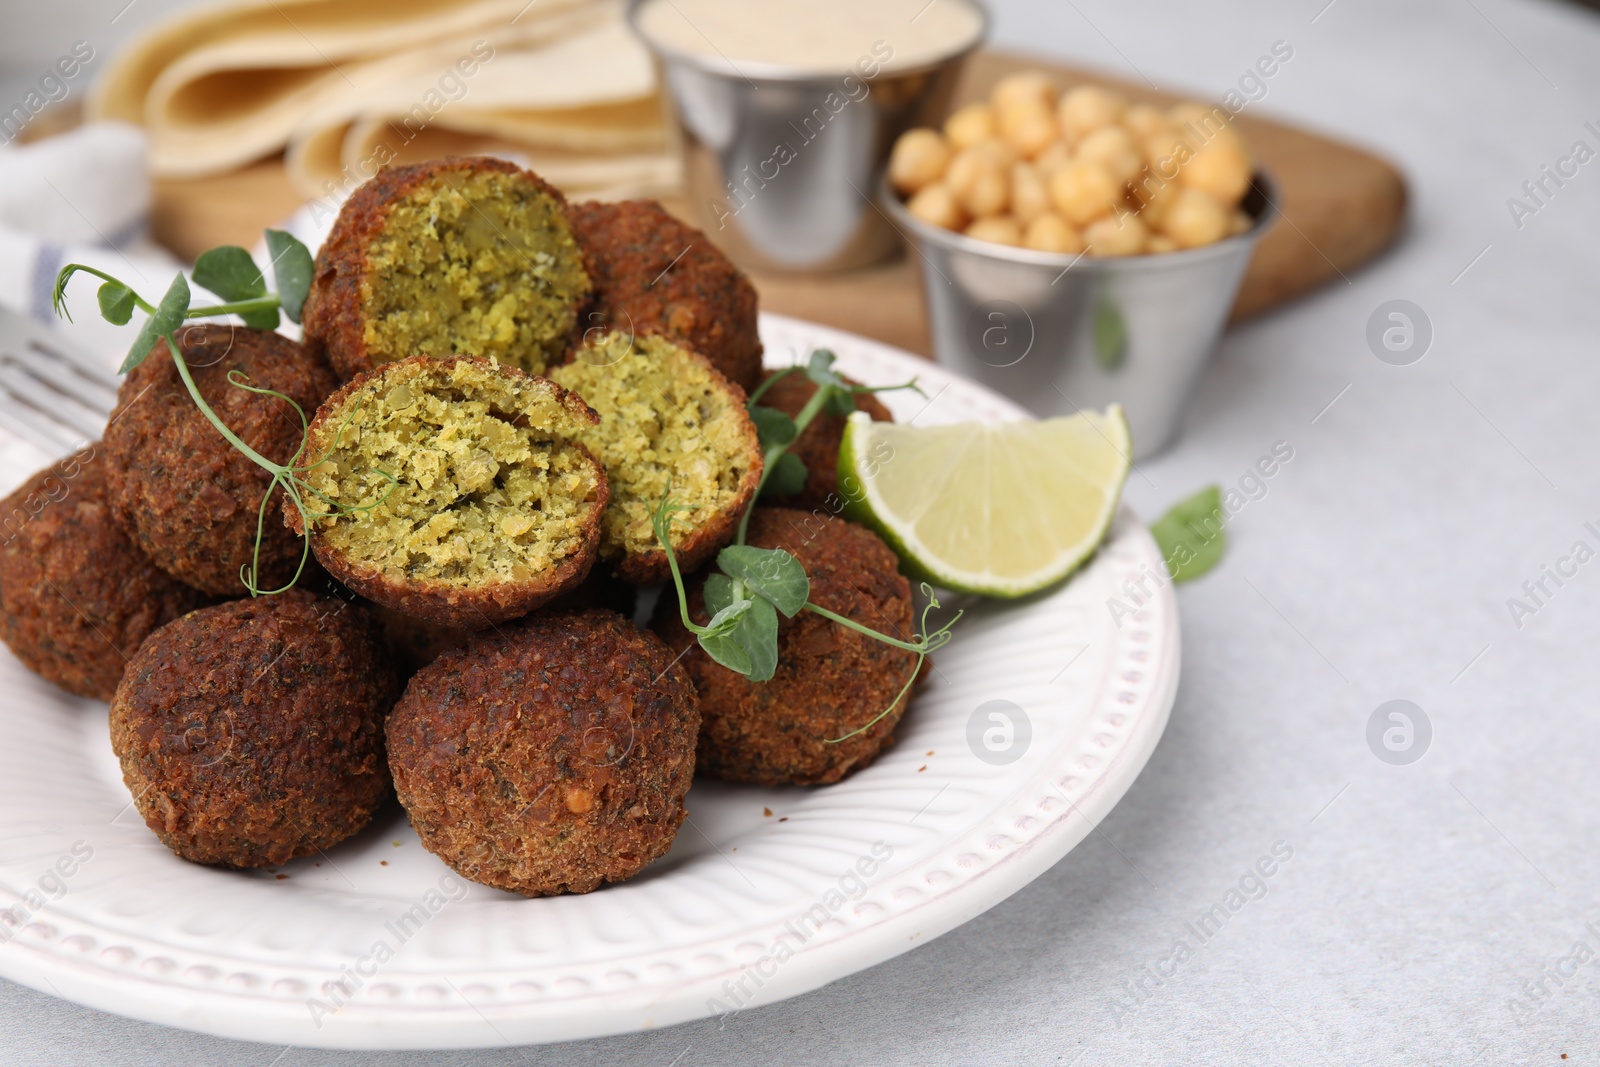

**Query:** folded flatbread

left=88, top=0, right=679, bottom=198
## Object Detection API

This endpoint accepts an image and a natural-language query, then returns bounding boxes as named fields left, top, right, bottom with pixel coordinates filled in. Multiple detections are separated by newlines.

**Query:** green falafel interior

left=360, top=167, right=591, bottom=376
left=300, top=357, right=605, bottom=588
left=549, top=331, right=761, bottom=573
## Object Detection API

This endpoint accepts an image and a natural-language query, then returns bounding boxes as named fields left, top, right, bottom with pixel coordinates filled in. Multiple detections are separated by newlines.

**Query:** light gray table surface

left=5, top=0, right=1600, bottom=1063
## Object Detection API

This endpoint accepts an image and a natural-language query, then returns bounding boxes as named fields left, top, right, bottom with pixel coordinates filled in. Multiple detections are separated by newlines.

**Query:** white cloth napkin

left=0, top=121, right=185, bottom=366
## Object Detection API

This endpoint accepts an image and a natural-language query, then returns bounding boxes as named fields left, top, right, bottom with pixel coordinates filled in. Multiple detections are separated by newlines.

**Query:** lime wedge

left=837, top=405, right=1131, bottom=597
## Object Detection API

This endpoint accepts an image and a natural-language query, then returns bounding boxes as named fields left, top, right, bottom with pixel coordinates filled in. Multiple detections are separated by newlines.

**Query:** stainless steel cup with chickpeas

left=883, top=72, right=1275, bottom=457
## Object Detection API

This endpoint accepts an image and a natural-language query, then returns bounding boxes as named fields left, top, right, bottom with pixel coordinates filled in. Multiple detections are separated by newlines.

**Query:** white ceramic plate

left=0, top=313, right=1178, bottom=1049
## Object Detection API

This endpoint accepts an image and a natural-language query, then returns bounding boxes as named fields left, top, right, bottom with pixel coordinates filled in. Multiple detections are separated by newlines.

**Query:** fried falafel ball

left=109, top=591, right=402, bottom=868
left=303, top=156, right=592, bottom=381
left=387, top=608, right=699, bottom=896
left=755, top=369, right=895, bottom=511
left=653, top=508, right=917, bottom=786
left=287, top=356, right=609, bottom=629
left=548, top=331, right=762, bottom=584
left=0, top=446, right=213, bottom=700
left=569, top=199, right=763, bottom=392
left=103, top=324, right=338, bottom=595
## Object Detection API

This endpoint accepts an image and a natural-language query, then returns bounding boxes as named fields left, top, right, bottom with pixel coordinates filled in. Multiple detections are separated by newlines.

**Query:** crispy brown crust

left=569, top=199, right=763, bottom=392
left=756, top=371, right=894, bottom=511
left=287, top=355, right=609, bottom=630
left=0, top=446, right=214, bottom=700
left=103, top=325, right=338, bottom=595
left=386, top=608, right=699, bottom=896
left=108, top=591, right=402, bottom=868
left=303, top=157, right=589, bottom=381
left=652, top=508, right=917, bottom=786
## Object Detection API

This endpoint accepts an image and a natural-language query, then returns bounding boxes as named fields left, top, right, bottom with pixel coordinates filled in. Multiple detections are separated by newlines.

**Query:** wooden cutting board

left=144, top=49, right=1406, bottom=357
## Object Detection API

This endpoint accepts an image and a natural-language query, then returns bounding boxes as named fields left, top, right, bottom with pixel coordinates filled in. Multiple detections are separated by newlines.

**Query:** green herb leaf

left=806, top=348, right=846, bottom=390
left=699, top=576, right=755, bottom=673
left=761, top=452, right=807, bottom=498
left=750, top=405, right=797, bottom=449
left=823, top=388, right=857, bottom=417
left=718, top=545, right=810, bottom=617
left=97, top=281, right=136, bottom=326
left=265, top=230, right=314, bottom=323
left=193, top=246, right=266, bottom=303
left=1149, top=485, right=1227, bottom=583
left=732, top=596, right=779, bottom=682
left=121, top=273, right=190, bottom=374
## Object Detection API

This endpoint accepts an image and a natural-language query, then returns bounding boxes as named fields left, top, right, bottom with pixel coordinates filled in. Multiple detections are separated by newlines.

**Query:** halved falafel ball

left=548, top=331, right=762, bottom=584
left=0, top=447, right=213, bottom=700
left=303, top=157, right=592, bottom=380
left=103, top=325, right=338, bottom=595
left=755, top=369, right=895, bottom=511
left=653, top=508, right=917, bottom=786
left=387, top=608, right=699, bottom=897
left=569, top=199, right=763, bottom=391
left=287, top=356, right=609, bottom=629
left=109, top=591, right=402, bottom=868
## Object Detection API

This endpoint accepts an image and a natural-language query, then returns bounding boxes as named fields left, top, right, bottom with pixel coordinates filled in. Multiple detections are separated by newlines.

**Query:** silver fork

left=0, top=303, right=119, bottom=453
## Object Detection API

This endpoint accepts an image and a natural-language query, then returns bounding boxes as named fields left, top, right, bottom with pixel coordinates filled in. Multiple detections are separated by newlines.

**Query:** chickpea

left=1010, top=162, right=1051, bottom=224
left=1057, top=85, right=1129, bottom=142
left=1074, top=125, right=1144, bottom=185
left=889, top=128, right=952, bottom=195
left=1180, top=136, right=1252, bottom=205
left=1158, top=186, right=1229, bottom=248
left=999, top=102, right=1060, bottom=160
left=944, top=103, right=996, bottom=150
left=1122, top=103, right=1172, bottom=141
left=965, top=215, right=1024, bottom=247
left=1147, top=234, right=1178, bottom=254
left=1142, top=128, right=1198, bottom=180
left=1084, top=212, right=1149, bottom=257
left=1048, top=160, right=1121, bottom=226
left=967, top=137, right=1019, bottom=168
left=1033, top=139, right=1073, bottom=180
left=1023, top=213, right=1085, bottom=254
left=1127, top=171, right=1180, bottom=228
left=990, top=70, right=1058, bottom=114
left=906, top=182, right=968, bottom=231
left=1230, top=210, right=1255, bottom=236
left=946, top=147, right=1009, bottom=217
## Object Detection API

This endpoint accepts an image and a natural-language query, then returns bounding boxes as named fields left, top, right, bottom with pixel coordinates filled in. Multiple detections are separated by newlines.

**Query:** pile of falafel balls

left=0, top=156, right=915, bottom=897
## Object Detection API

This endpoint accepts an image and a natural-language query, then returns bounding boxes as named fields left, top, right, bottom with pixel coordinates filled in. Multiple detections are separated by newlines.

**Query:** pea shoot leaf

left=718, top=545, right=809, bottom=617
left=761, top=452, right=807, bottom=498
left=823, top=387, right=858, bottom=416
left=750, top=405, right=797, bottom=449
left=1149, top=485, right=1227, bottom=583
left=97, top=281, right=135, bottom=326
left=698, top=574, right=757, bottom=674
left=806, top=348, right=846, bottom=390
left=193, top=246, right=265, bottom=302
left=120, top=273, right=190, bottom=375
left=193, top=245, right=280, bottom=329
left=731, top=596, right=779, bottom=682
left=265, top=230, right=314, bottom=324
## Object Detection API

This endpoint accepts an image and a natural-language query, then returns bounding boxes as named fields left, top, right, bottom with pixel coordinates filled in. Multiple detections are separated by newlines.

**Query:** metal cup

left=881, top=174, right=1277, bottom=458
left=626, top=0, right=988, bottom=274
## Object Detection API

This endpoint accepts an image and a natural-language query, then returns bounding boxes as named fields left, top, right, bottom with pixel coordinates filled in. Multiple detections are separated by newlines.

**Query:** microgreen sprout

left=51, top=231, right=395, bottom=596
left=653, top=350, right=958, bottom=741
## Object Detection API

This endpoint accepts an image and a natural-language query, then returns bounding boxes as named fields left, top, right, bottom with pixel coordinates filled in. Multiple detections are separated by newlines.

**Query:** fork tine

left=0, top=362, right=108, bottom=442
left=27, top=336, right=121, bottom=396
left=0, top=391, right=89, bottom=453
left=7, top=350, right=118, bottom=415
